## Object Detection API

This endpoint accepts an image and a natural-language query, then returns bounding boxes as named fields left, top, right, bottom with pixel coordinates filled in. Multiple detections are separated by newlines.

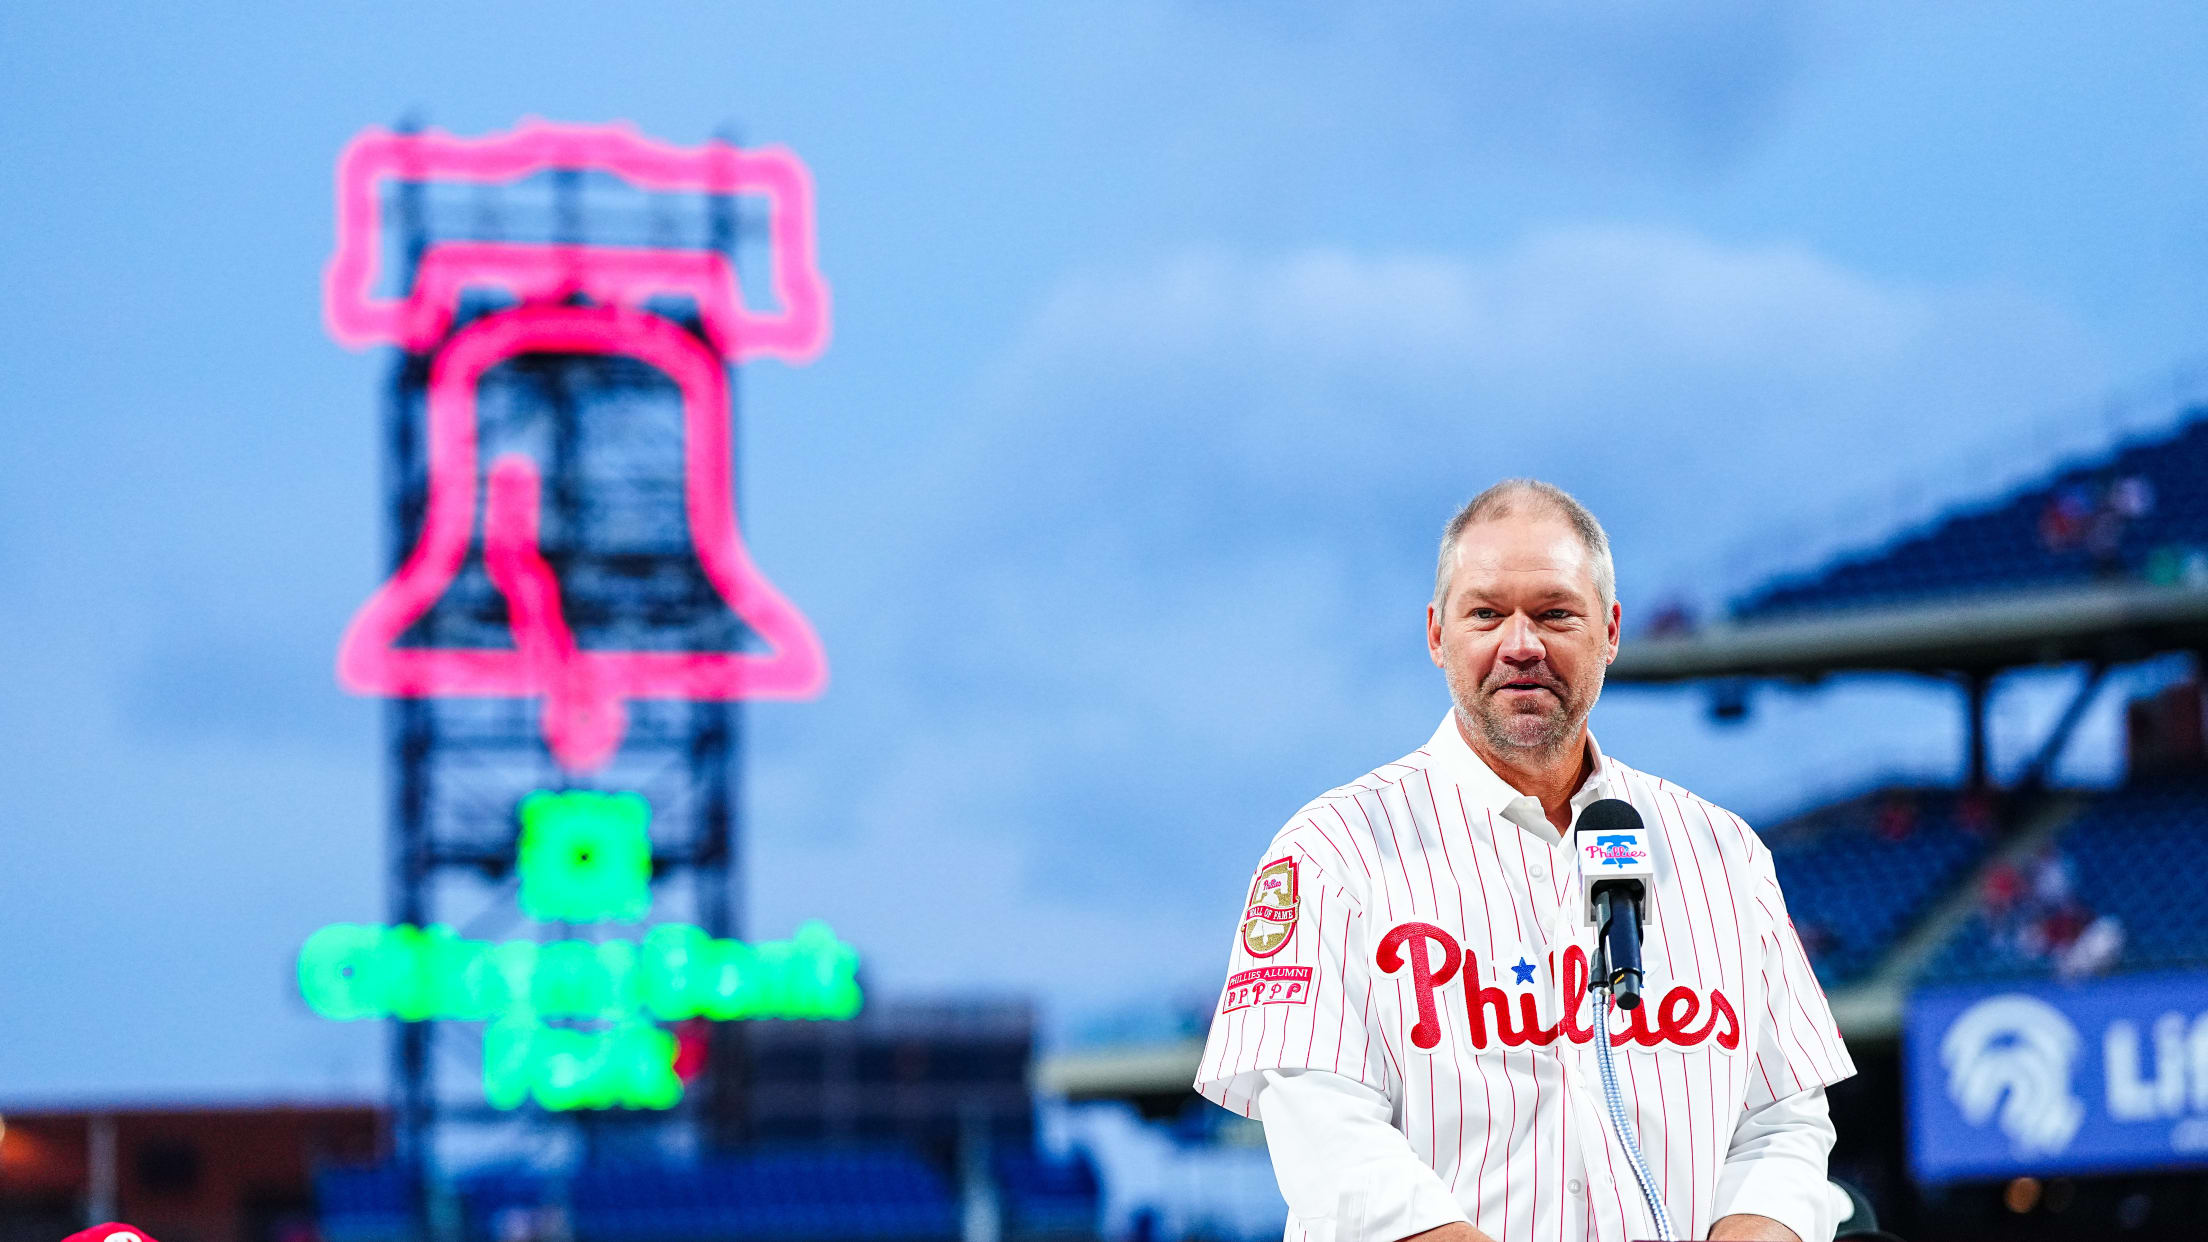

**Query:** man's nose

left=1498, top=613, right=1545, bottom=663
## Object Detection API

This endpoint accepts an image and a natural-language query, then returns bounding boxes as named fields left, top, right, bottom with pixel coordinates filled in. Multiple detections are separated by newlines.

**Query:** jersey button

left=1567, top=1178, right=1583, bottom=1196
left=1530, top=862, right=1547, bottom=880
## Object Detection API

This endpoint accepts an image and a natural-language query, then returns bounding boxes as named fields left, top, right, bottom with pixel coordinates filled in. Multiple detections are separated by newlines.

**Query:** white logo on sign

left=1940, top=995, right=2085, bottom=1156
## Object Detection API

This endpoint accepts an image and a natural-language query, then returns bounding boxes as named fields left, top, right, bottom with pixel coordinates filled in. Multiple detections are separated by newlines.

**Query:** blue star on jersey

left=1512, top=957, right=1537, bottom=985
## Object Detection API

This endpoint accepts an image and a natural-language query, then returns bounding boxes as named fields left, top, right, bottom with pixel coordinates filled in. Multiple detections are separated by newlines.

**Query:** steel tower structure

left=343, top=124, right=822, bottom=1191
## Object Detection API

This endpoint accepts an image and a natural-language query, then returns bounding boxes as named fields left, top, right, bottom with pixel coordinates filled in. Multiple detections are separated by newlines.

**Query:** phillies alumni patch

left=1221, top=964, right=1315, bottom=1013
left=1240, top=856, right=1299, bottom=957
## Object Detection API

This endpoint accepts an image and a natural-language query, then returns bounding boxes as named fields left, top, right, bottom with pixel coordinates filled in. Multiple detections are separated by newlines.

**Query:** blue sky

left=4, top=1, right=2207, bottom=1101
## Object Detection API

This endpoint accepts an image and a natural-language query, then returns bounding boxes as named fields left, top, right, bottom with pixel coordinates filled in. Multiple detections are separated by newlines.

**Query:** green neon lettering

left=299, top=923, right=863, bottom=1024
left=481, top=1020, right=681, bottom=1112
left=299, top=924, right=383, bottom=1020
left=791, top=919, right=864, bottom=1019
left=483, top=1017, right=536, bottom=1111
left=641, top=924, right=705, bottom=1020
left=299, top=785, right=860, bottom=1113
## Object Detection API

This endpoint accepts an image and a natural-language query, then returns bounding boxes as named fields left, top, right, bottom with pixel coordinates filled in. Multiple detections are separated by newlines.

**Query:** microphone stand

left=1590, top=878, right=1671, bottom=1240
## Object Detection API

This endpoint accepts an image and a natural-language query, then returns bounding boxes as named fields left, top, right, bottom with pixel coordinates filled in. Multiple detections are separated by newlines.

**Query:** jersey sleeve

left=1192, top=838, right=1391, bottom=1118
left=1742, top=837, right=1857, bottom=1107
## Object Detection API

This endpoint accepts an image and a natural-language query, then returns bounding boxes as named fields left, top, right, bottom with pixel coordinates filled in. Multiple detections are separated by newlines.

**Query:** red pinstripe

left=1623, top=772, right=1684, bottom=1228
left=1691, top=801, right=1751, bottom=1021
left=1280, top=886, right=1324, bottom=1069
left=1330, top=903, right=1350, bottom=1074
left=1372, top=786, right=1447, bottom=1168
left=1529, top=1045, right=1544, bottom=1242
left=1450, top=788, right=1504, bottom=1220
left=1673, top=1037, right=1698, bottom=1239
left=1619, top=1049, right=1652, bottom=1229
left=1748, top=890, right=1834, bottom=1087
left=1756, top=960, right=1808, bottom=1094
left=1310, top=811, right=1372, bottom=882
left=1425, top=772, right=1476, bottom=1191
left=1767, top=882, right=1847, bottom=1081
left=1555, top=1049, right=1569, bottom=1242
left=1324, top=803, right=1374, bottom=879
left=1483, top=808, right=1529, bottom=945
left=1649, top=784, right=1719, bottom=1237
left=1774, top=929, right=1840, bottom=1083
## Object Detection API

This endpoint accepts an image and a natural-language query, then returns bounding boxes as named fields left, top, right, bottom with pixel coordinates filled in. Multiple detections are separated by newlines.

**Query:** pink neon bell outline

left=326, top=122, right=830, bottom=772
left=324, top=119, right=829, bottom=360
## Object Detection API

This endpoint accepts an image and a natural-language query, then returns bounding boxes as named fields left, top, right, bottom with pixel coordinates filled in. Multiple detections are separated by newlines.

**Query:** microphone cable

left=1593, top=984, right=1676, bottom=1241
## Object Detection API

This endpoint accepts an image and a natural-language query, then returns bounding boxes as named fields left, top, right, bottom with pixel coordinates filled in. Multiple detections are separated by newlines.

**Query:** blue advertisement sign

left=1905, top=971, right=2208, bottom=1184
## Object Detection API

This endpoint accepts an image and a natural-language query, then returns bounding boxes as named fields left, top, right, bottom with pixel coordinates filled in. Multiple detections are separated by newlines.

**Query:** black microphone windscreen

left=1577, top=797, right=1643, bottom=834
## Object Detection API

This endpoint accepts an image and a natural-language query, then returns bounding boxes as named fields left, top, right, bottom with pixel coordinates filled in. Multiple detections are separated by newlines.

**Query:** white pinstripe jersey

left=1194, top=717, right=1855, bottom=1242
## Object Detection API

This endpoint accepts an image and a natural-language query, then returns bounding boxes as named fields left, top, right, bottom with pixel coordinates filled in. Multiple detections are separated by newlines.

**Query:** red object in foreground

left=62, top=1226, right=159, bottom=1242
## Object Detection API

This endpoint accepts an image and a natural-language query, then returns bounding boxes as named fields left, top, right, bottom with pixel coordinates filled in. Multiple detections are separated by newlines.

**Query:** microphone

left=1576, top=798, right=1656, bottom=1012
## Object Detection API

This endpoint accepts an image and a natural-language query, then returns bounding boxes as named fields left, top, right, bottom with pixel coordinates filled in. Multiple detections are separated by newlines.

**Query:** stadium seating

left=1734, top=411, right=2208, bottom=620
left=314, top=1164, right=413, bottom=1242
left=1924, top=777, right=2208, bottom=981
left=1764, top=789, right=1992, bottom=986
left=567, top=1149, right=961, bottom=1242
left=993, top=1148, right=1102, bottom=1240
left=319, top=1147, right=963, bottom=1242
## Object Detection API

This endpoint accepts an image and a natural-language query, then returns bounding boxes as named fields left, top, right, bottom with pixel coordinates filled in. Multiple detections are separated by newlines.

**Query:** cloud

left=970, top=228, right=2106, bottom=599
left=1172, top=1, right=1813, bottom=176
left=746, top=225, right=2110, bottom=1020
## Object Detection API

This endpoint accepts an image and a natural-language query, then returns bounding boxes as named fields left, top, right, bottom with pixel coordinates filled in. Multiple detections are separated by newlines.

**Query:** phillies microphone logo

left=1586, top=834, right=1649, bottom=868
left=1376, top=922, right=1738, bottom=1054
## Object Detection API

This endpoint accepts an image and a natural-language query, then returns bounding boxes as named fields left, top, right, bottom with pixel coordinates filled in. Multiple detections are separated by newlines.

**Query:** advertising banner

left=1905, top=970, right=2208, bottom=1183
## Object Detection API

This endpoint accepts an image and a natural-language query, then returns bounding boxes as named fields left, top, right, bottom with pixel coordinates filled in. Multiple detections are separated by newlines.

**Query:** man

left=1194, top=480, right=1853, bottom=1242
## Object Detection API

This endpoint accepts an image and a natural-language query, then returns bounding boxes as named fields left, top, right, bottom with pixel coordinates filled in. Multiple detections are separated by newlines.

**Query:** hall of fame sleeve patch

left=1240, top=856, right=1299, bottom=958
left=1221, top=965, right=1315, bottom=1013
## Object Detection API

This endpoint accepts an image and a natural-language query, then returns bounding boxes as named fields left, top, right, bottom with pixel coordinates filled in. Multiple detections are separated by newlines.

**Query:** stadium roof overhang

left=1611, top=582, right=2208, bottom=683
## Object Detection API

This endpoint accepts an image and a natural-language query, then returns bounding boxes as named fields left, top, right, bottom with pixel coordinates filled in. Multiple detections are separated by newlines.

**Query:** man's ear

left=1426, top=601, right=1445, bottom=667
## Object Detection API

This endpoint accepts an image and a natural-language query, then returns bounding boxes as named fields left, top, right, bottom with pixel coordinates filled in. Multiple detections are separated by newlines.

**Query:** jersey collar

left=1424, top=710, right=1617, bottom=845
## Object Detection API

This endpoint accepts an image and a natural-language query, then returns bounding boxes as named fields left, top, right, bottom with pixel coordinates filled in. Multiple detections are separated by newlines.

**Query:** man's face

left=1427, top=515, right=1621, bottom=761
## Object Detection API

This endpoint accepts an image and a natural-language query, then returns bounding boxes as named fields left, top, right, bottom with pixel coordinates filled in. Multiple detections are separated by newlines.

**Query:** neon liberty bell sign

left=324, top=119, right=831, bottom=764
left=301, top=119, right=858, bottom=1111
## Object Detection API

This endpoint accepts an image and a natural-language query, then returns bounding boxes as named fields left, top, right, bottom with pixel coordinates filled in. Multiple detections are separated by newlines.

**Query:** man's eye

left=1545, top=610, right=1573, bottom=620
left=1471, top=608, right=1500, bottom=620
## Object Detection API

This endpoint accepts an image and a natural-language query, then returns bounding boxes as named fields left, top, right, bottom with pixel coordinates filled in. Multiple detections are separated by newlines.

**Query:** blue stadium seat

left=1923, top=777, right=2208, bottom=982
left=1765, top=789, right=1992, bottom=986
left=1732, top=411, right=2208, bottom=620
left=567, top=1145, right=961, bottom=1242
left=314, top=1164, right=413, bottom=1242
left=994, top=1148, right=1102, bottom=1239
left=322, top=1146, right=967, bottom=1242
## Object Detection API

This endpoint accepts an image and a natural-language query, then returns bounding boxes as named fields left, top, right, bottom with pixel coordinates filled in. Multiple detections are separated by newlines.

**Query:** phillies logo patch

left=1241, top=856, right=1299, bottom=957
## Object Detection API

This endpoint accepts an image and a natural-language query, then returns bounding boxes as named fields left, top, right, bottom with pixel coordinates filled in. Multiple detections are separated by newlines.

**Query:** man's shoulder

left=1259, top=744, right=1442, bottom=891
left=1605, top=755, right=1770, bottom=861
left=1301, top=743, right=1439, bottom=812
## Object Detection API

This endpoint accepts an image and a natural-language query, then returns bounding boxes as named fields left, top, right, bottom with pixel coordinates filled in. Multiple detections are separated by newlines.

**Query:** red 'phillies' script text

left=1373, top=922, right=1739, bottom=1053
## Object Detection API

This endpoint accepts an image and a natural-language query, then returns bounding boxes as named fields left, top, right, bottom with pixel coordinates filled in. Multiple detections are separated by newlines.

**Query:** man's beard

left=1447, top=661, right=1602, bottom=762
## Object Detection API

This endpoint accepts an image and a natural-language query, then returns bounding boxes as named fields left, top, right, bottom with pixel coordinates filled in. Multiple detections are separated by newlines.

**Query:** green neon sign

left=299, top=790, right=862, bottom=1111
left=518, top=790, right=652, bottom=923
